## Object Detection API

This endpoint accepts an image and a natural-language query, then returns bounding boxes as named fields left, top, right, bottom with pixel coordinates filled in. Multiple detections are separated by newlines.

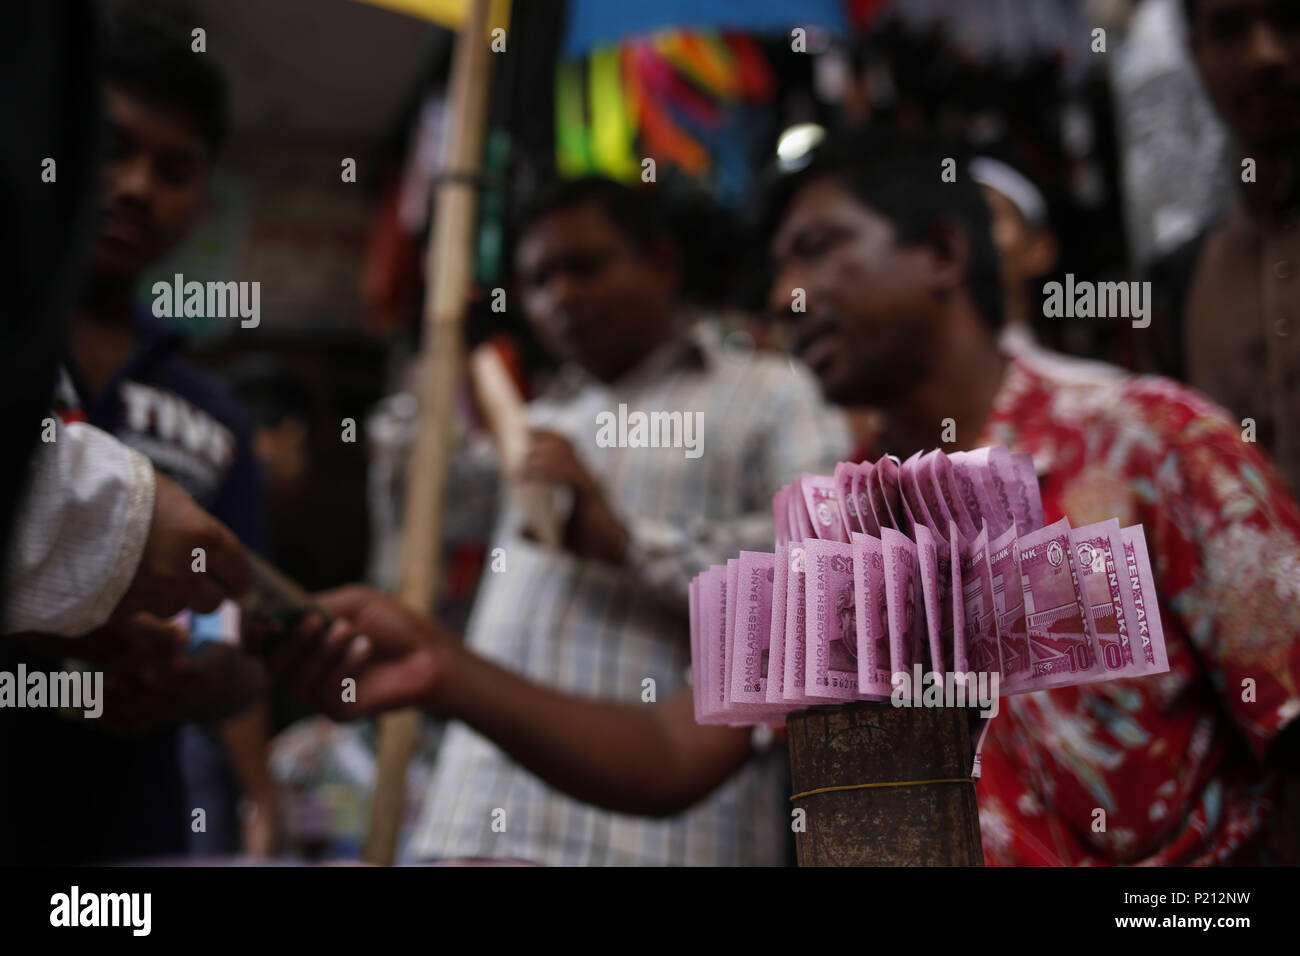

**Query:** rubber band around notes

left=789, top=778, right=975, bottom=802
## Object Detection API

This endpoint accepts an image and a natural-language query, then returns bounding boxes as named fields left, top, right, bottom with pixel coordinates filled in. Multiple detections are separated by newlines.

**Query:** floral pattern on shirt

left=974, top=354, right=1300, bottom=865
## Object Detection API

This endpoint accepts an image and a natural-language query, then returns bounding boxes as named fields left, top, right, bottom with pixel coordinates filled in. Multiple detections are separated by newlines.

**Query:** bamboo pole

left=786, top=701, right=984, bottom=866
left=363, top=0, right=494, bottom=866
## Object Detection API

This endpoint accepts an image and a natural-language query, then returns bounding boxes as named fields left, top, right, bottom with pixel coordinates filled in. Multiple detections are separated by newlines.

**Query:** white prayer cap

left=970, top=156, right=1049, bottom=231
left=775, top=123, right=827, bottom=174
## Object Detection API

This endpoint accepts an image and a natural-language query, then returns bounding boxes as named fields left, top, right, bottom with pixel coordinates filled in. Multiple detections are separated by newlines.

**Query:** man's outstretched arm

left=264, top=585, right=754, bottom=818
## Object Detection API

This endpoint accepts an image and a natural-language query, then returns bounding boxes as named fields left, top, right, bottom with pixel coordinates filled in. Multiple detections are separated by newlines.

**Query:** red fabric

left=972, top=356, right=1300, bottom=865
left=721, top=34, right=776, bottom=101
left=845, top=0, right=893, bottom=32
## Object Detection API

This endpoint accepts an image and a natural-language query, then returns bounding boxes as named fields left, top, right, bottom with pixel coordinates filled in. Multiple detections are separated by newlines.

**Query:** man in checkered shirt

left=403, top=179, right=847, bottom=865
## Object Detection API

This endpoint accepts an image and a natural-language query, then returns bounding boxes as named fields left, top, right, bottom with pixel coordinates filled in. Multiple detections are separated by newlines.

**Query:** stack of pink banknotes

left=687, top=446, right=1170, bottom=727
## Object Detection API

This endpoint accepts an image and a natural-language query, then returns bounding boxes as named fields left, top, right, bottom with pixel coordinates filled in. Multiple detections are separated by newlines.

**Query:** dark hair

left=761, top=129, right=1005, bottom=332
left=512, top=177, right=672, bottom=255
left=103, top=3, right=229, bottom=155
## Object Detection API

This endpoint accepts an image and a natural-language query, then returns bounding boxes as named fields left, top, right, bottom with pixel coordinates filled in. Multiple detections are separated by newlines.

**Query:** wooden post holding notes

left=786, top=701, right=984, bottom=866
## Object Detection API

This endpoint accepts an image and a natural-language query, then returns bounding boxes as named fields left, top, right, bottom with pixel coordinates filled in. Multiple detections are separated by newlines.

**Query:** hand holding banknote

left=269, top=585, right=457, bottom=720
left=113, top=472, right=250, bottom=621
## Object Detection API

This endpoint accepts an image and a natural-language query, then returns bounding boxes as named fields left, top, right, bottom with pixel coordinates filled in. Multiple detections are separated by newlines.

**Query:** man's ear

left=924, top=218, right=971, bottom=295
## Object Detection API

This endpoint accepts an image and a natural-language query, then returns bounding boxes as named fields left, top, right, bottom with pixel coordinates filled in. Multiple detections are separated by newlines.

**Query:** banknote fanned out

left=1072, top=519, right=1140, bottom=679
left=730, top=551, right=776, bottom=705
left=803, top=473, right=850, bottom=543
left=688, top=447, right=1170, bottom=728
left=988, top=524, right=1028, bottom=689
left=804, top=539, right=858, bottom=700
left=723, top=559, right=740, bottom=714
left=851, top=531, right=892, bottom=699
left=782, top=543, right=823, bottom=706
left=834, top=462, right=862, bottom=536
left=765, top=543, right=790, bottom=704
left=882, top=527, right=928, bottom=692
left=852, top=463, right=879, bottom=535
left=1018, top=518, right=1102, bottom=690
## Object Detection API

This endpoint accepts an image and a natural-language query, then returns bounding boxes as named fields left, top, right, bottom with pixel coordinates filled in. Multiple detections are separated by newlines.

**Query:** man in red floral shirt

left=762, top=131, right=1300, bottom=864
